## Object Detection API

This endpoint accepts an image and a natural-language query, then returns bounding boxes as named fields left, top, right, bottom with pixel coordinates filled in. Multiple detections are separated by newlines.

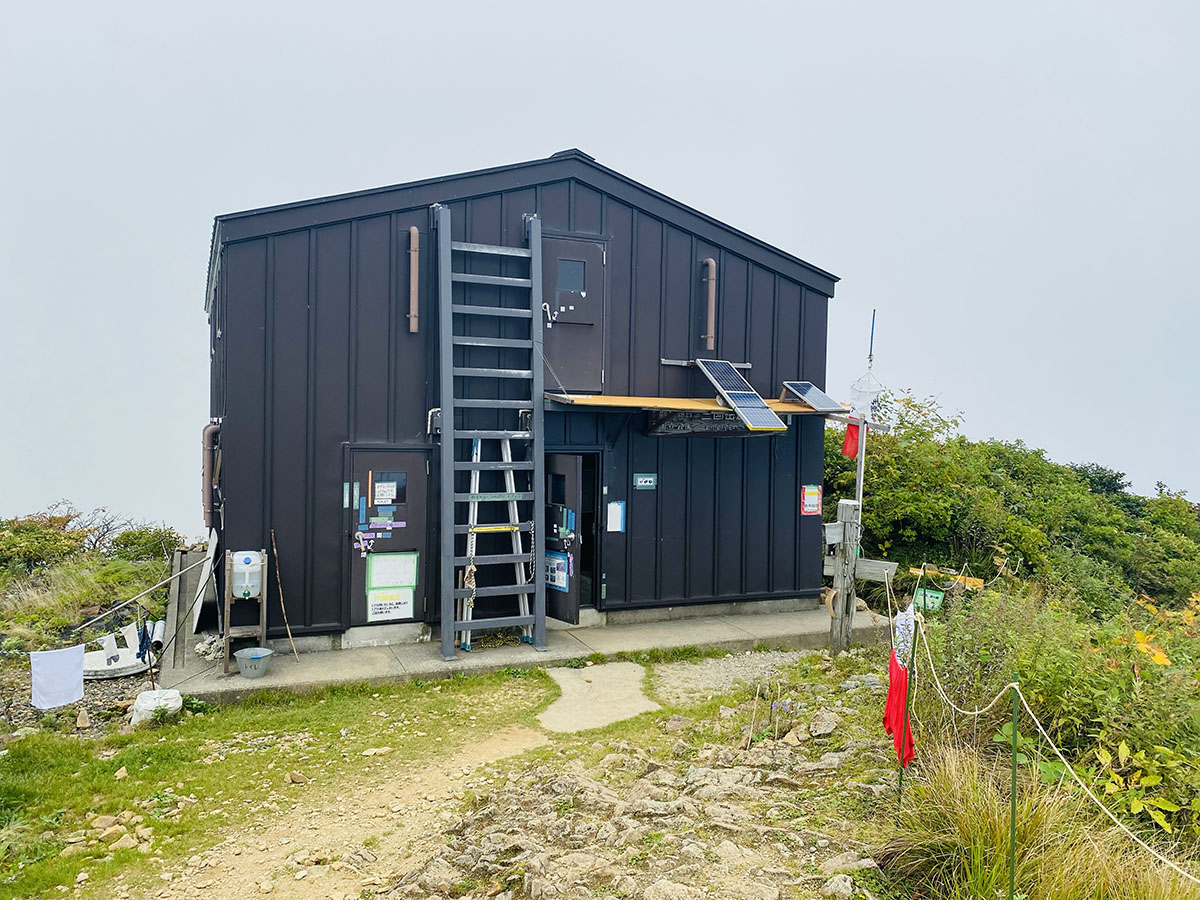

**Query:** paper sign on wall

left=374, top=481, right=398, bottom=504
left=368, top=588, right=414, bottom=622
left=801, top=484, right=823, bottom=516
left=367, top=551, right=418, bottom=590
left=606, top=500, right=626, bottom=533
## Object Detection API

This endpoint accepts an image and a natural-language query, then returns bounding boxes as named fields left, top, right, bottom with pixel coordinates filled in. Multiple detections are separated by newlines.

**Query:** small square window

left=374, top=471, right=407, bottom=505
left=557, top=259, right=585, bottom=293
left=549, top=473, right=567, bottom=506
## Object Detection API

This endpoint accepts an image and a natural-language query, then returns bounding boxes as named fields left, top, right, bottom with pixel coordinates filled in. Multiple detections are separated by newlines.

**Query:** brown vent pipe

left=701, top=257, right=717, bottom=351
left=408, top=226, right=420, bottom=333
left=201, top=422, right=220, bottom=528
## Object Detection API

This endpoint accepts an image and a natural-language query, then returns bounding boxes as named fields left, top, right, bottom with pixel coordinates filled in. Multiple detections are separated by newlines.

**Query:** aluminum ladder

left=435, top=204, right=546, bottom=661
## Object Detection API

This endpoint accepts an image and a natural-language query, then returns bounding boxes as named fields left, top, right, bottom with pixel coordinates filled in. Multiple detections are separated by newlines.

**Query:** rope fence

left=906, top=615, right=1200, bottom=890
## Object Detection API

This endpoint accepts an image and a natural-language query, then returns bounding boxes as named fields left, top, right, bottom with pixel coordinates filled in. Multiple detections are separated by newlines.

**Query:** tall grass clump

left=877, top=745, right=1199, bottom=900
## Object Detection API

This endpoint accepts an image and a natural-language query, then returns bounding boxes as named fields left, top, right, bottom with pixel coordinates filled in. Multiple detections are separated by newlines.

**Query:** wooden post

left=829, top=499, right=861, bottom=654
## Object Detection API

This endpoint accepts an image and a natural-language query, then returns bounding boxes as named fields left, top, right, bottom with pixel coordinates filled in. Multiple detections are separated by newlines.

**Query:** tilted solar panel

left=695, top=358, right=754, bottom=393
left=780, top=381, right=843, bottom=413
left=695, top=359, right=786, bottom=432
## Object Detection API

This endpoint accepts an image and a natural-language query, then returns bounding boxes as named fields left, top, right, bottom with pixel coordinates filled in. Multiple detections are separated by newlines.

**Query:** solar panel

left=695, top=358, right=754, bottom=393
left=725, top=391, right=768, bottom=409
left=695, top=359, right=786, bottom=432
left=781, top=381, right=844, bottom=413
left=739, top=406, right=790, bottom=430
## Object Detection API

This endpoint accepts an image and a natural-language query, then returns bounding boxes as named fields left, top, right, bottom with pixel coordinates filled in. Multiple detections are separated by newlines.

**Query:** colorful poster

left=546, top=551, right=569, bottom=592
left=801, top=484, right=823, bottom=516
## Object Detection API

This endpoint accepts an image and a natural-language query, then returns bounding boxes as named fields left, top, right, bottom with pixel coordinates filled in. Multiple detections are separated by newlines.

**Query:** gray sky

left=2, top=2, right=1196, bottom=536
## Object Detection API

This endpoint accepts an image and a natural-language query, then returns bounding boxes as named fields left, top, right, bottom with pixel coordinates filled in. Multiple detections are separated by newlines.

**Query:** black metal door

left=541, top=237, right=605, bottom=392
left=544, top=453, right=582, bottom=624
left=346, top=449, right=428, bottom=627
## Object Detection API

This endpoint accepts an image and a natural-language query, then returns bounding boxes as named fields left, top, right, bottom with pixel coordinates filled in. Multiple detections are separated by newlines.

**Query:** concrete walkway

left=160, top=607, right=887, bottom=702
left=537, top=662, right=660, bottom=732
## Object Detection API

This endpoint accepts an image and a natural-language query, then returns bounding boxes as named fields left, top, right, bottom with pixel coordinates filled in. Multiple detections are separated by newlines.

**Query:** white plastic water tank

left=232, top=551, right=265, bottom=599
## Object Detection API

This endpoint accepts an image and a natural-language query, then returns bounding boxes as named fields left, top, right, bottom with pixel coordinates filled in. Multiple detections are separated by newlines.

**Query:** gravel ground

left=651, top=649, right=810, bottom=705
left=2, top=665, right=155, bottom=737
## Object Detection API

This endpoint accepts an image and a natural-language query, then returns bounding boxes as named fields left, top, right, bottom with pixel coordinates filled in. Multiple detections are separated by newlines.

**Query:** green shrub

left=824, top=393, right=1200, bottom=606
left=0, top=512, right=87, bottom=576
left=108, top=525, right=184, bottom=562
left=918, top=588, right=1200, bottom=841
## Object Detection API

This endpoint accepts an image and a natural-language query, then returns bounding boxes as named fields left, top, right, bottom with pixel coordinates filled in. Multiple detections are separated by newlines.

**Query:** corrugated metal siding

left=212, top=176, right=831, bottom=632
left=544, top=411, right=821, bottom=607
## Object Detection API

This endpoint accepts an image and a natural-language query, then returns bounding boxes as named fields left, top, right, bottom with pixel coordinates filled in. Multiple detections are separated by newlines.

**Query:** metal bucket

left=233, top=647, right=275, bottom=678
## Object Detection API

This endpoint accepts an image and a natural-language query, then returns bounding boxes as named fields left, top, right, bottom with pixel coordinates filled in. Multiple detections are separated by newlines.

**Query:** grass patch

left=877, top=744, right=1198, bottom=899
left=0, top=669, right=553, bottom=898
left=614, top=645, right=729, bottom=666
left=0, top=555, right=170, bottom=650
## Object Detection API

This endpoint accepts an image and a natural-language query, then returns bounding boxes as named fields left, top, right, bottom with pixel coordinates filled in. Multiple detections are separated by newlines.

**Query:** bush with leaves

left=108, top=525, right=184, bottom=562
left=0, top=512, right=87, bottom=576
left=918, top=588, right=1200, bottom=841
left=824, top=392, right=1200, bottom=609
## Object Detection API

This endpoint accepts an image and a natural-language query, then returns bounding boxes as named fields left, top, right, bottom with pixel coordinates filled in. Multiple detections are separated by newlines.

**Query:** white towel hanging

left=30, top=645, right=85, bottom=710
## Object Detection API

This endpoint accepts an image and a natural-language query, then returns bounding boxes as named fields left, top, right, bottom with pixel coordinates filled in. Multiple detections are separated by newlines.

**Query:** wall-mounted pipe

left=201, top=421, right=220, bottom=528
left=408, top=226, right=420, bottom=333
left=701, top=257, right=717, bottom=351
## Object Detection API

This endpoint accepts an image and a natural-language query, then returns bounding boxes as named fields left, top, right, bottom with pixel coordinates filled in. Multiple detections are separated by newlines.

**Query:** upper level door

left=542, top=237, right=604, bottom=392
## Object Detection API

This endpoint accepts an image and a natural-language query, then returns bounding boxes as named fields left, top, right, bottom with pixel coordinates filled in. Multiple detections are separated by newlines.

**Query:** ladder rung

left=451, top=241, right=533, bottom=258
left=226, top=625, right=264, bottom=638
left=454, top=553, right=529, bottom=565
left=453, top=585, right=536, bottom=599
left=455, top=399, right=530, bottom=409
left=456, top=522, right=532, bottom=534
left=455, top=491, right=533, bottom=503
left=455, top=461, right=535, bottom=471
left=452, top=273, right=532, bottom=288
left=452, top=335, right=533, bottom=349
left=452, top=615, right=536, bottom=630
left=453, top=367, right=533, bottom=379
left=451, top=304, right=532, bottom=319
left=453, top=430, right=532, bottom=439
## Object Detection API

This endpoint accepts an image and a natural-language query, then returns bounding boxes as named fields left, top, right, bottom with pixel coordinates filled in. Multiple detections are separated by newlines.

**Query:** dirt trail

left=125, top=725, right=549, bottom=900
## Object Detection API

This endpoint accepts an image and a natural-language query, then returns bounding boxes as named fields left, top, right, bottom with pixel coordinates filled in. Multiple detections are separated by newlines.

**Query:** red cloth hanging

left=883, top=649, right=916, bottom=768
left=842, top=422, right=865, bottom=457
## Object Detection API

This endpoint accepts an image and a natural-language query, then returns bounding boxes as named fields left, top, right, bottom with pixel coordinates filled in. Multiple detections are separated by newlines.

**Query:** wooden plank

left=823, top=555, right=898, bottom=583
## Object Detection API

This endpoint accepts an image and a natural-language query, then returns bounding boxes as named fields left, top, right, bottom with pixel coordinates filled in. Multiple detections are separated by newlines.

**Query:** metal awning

left=545, top=392, right=834, bottom=415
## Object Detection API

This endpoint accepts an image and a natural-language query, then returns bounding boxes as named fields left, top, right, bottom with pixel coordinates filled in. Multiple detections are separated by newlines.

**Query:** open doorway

left=544, top=451, right=601, bottom=623
left=579, top=453, right=599, bottom=609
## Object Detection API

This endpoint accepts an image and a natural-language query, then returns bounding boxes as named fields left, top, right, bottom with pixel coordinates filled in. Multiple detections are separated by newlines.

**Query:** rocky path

left=97, top=649, right=892, bottom=900
left=111, top=725, right=549, bottom=900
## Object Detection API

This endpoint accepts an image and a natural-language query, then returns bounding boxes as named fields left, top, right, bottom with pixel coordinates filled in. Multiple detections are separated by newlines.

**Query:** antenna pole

left=868, top=308, right=876, bottom=368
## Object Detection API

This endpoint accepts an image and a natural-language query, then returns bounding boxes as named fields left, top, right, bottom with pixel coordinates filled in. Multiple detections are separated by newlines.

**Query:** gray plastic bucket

left=233, top=647, right=275, bottom=678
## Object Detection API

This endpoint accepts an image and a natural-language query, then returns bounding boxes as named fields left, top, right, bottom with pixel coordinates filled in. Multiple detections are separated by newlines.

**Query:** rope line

left=1013, top=685, right=1200, bottom=887
left=917, top=619, right=1018, bottom=717
left=910, top=618, right=1200, bottom=885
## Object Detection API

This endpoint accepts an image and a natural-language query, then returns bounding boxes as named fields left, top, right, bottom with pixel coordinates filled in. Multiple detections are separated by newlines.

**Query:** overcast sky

left=1, top=2, right=1196, bottom=536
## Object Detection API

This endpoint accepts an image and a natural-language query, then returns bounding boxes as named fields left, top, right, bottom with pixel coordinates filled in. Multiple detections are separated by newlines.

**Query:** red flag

left=842, top=423, right=864, bottom=457
left=883, top=649, right=915, bottom=767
